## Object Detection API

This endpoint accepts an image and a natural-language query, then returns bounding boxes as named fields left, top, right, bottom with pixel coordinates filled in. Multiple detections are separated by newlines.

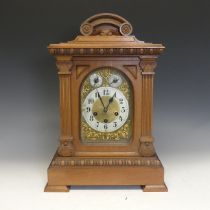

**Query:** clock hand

left=96, top=89, right=106, bottom=110
left=93, top=76, right=99, bottom=86
left=110, top=78, right=119, bottom=85
left=104, top=92, right=116, bottom=112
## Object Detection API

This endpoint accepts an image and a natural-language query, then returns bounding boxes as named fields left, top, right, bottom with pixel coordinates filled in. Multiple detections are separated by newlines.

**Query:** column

left=139, top=56, right=157, bottom=157
left=56, top=56, right=74, bottom=156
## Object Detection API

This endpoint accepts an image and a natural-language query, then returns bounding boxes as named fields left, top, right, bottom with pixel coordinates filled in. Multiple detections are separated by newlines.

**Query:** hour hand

left=104, top=92, right=116, bottom=112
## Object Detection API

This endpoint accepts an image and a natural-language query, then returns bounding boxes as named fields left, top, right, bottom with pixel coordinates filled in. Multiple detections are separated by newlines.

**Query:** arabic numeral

left=119, top=98, right=124, bottom=104
left=86, top=107, right=91, bottom=112
left=121, top=107, right=126, bottom=112
left=88, top=98, right=94, bottom=104
left=103, top=89, right=109, bottom=96
left=104, top=124, right=108, bottom=129
left=96, top=121, right=99, bottom=127
left=113, top=122, right=117, bottom=127
left=89, top=115, right=94, bottom=121
left=119, top=116, right=123, bottom=121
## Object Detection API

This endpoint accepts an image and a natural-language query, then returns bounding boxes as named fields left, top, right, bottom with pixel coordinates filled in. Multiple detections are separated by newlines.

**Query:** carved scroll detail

left=80, top=13, right=133, bottom=36
left=80, top=23, right=93, bottom=36
left=120, top=23, right=133, bottom=36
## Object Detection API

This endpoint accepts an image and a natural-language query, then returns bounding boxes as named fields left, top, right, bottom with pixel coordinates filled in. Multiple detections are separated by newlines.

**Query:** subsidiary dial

left=109, top=74, right=122, bottom=88
left=90, top=73, right=103, bottom=87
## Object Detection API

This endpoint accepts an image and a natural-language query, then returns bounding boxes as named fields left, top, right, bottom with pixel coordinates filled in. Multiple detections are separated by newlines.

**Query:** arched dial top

left=80, top=67, right=133, bottom=144
left=80, top=13, right=133, bottom=36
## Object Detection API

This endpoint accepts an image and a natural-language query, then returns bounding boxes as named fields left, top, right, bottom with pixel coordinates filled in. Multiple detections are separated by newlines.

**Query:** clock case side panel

left=71, top=56, right=142, bottom=157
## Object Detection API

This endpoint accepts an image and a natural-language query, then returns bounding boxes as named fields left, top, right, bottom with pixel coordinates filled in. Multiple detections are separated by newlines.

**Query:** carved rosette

left=139, top=57, right=157, bottom=157
left=80, top=23, right=93, bottom=36
left=119, top=23, right=133, bottom=36
left=56, top=56, right=74, bottom=156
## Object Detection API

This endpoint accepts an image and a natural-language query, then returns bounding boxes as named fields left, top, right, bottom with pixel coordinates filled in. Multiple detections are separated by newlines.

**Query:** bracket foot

left=44, top=183, right=70, bottom=192
left=143, top=183, right=168, bottom=192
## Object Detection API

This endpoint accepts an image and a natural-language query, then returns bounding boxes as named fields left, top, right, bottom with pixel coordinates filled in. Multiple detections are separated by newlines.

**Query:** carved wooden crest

left=80, top=13, right=133, bottom=36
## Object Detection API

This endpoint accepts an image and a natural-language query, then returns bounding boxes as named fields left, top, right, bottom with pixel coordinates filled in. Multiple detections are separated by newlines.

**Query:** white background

left=0, top=119, right=209, bottom=210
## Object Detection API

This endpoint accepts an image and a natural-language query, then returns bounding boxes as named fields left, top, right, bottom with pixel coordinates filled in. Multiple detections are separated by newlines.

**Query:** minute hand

left=97, top=89, right=106, bottom=110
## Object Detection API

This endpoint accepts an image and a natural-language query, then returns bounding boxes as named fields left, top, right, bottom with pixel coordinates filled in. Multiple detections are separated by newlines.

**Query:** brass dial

left=82, top=86, right=129, bottom=132
left=92, top=96, right=120, bottom=123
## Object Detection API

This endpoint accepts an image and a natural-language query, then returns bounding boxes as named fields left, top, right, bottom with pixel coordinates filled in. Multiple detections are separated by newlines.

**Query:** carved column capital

left=140, top=56, right=157, bottom=73
left=56, top=56, right=73, bottom=74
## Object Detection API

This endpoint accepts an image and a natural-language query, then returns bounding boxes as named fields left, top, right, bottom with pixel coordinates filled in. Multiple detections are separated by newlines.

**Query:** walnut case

left=45, top=13, right=167, bottom=192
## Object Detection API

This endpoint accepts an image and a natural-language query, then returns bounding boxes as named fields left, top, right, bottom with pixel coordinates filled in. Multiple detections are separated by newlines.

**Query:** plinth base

left=45, top=152, right=167, bottom=192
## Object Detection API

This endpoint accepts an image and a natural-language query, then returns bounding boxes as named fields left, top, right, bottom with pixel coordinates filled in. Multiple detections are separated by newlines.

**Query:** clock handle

left=80, top=13, right=133, bottom=36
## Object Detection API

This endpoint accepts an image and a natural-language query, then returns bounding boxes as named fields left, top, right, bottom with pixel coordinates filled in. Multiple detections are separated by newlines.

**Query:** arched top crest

left=80, top=13, right=133, bottom=36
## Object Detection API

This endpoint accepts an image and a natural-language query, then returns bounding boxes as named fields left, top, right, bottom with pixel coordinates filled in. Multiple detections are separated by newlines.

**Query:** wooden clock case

left=45, top=13, right=167, bottom=192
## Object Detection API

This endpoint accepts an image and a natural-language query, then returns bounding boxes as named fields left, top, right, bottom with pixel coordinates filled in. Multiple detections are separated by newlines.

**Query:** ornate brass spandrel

left=80, top=67, right=132, bottom=144
left=118, top=81, right=129, bottom=99
left=81, top=121, right=131, bottom=143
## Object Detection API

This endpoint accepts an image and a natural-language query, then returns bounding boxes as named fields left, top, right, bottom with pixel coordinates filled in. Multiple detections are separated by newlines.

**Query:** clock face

left=82, top=86, right=129, bottom=132
left=80, top=67, right=132, bottom=144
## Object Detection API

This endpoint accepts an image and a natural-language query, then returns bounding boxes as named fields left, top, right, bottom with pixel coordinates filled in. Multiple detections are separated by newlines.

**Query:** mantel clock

left=45, top=13, right=167, bottom=192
